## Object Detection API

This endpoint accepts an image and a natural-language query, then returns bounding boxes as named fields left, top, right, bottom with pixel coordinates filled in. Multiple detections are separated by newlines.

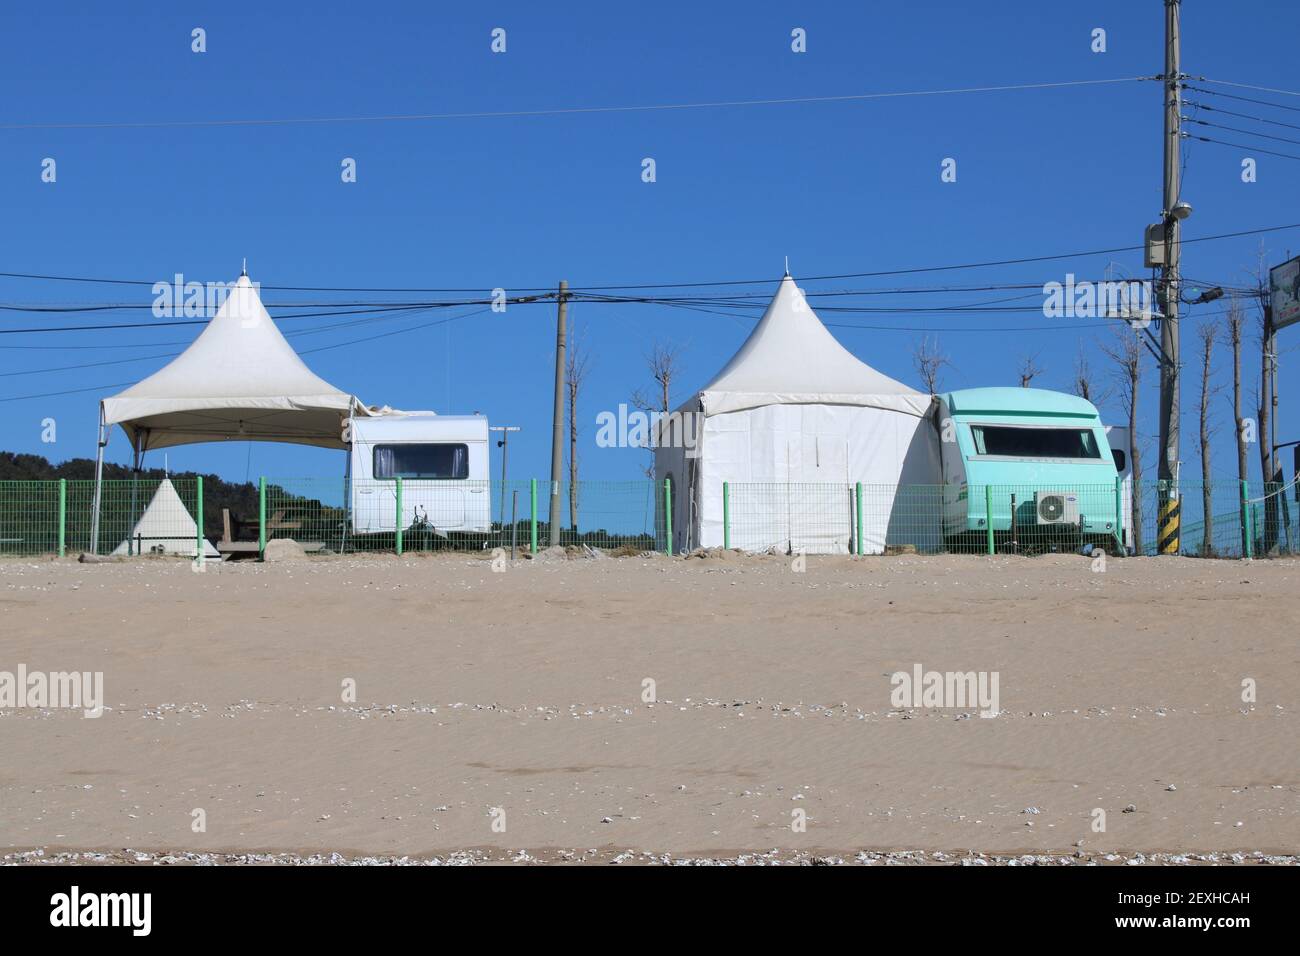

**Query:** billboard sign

left=1270, top=255, right=1300, bottom=330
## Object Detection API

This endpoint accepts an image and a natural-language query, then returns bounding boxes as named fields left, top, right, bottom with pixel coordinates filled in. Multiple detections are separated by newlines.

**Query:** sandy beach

left=2, top=550, right=1297, bottom=865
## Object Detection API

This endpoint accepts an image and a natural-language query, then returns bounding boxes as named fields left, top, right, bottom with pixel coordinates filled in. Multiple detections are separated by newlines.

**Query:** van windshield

left=970, top=426, right=1101, bottom=459
left=373, top=443, right=468, bottom=479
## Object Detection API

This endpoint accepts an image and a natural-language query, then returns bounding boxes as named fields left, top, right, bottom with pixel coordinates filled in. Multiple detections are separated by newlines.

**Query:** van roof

left=350, top=413, right=488, bottom=442
left=940, top=387, right=1100, bottom=420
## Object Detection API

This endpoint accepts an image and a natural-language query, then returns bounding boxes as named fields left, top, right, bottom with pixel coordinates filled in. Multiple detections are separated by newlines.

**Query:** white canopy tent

left=654, top=274, right=940, bottom=554
left=91, top=272, right=375, bottom=552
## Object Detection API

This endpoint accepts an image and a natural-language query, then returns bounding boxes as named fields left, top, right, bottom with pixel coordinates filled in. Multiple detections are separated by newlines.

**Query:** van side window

left=1111, top=448, right=1127, bottom=472
left=373, top=443, right=468, bottom=479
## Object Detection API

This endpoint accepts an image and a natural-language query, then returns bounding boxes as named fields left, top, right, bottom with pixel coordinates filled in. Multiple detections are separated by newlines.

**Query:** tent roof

left=694, top=274, right=931, bottom=418
left=101, top=275, right=369, bottom=451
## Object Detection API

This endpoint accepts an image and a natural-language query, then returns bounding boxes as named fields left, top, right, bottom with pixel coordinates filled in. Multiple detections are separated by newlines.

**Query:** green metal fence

left=0, top=478, right=202, bottom=558
left=726, top=480, right=1285, bottom=558
left=0, top=476, right=1292, bottom=559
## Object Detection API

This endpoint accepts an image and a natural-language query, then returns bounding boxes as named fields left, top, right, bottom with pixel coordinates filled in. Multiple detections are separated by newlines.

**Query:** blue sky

left=1, top=0, right=1296, bottom=486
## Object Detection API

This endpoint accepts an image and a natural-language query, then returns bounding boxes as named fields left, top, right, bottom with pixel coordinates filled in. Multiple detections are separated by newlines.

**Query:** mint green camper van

left=936, top=388, right=1124, bottom=551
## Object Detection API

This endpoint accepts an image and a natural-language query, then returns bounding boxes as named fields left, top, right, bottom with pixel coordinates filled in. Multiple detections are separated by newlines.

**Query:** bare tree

left=1254, top=266, right=1272, bottom=488
left=1196, top=318, right=1221, bottom=555
left=911, top=335, right=951, bottom=394
left=1070, top=342, right=1111, bottom=406
left=630, top=342, right=682, bottom=415
left=631, top=342, right=683, bottom=478
left=1224, top=294, right=1250, bottom=556
left=1249, top=246, right=1279, bottom=552
left=1018, top=352, right=1044, bottom=388
left=565, top=324, right=591, bottom=533
left=1101, top=330, right=1145, bottom=553
left=1225, top=294, right=1248, bottom=486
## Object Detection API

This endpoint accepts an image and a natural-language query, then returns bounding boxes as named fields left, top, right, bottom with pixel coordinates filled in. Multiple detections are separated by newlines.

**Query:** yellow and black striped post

left=1157, top=483, right=1180, bottom=555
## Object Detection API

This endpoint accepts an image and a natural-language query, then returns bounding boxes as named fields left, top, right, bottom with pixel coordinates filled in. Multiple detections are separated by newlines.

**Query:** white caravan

left=348, top=413, right=491, bottom=536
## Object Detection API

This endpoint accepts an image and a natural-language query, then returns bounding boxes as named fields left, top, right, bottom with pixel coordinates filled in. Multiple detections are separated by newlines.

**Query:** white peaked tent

left=110, top=478, right=220, bottom=557
left=100, top=274, right=370, bottom=451
left=91, top=272, right=374, bottom=551
left=654, top=274, right=940, bottom=554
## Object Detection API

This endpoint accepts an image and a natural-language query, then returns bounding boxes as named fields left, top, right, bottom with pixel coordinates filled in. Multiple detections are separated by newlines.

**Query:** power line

left=1185, top=84, right=1300, bottom=115
left=0, top=306, right=493, bottom=393
left=0, top=351, right=179, bottom=378
left=1184, top=133, right=1300, bottom=162
left=1199, top=78, right=1300, bottom=101
left=299, top=307, right=492, bottom=354
left=0, top=76, right=1151, bottom=131
left=0, top=299, right=539, bottom=334
left=0, top=380, right=135, bottom=403
left=6, top=218, right=1299, bottom=297
left=1183, top=117, right=1300, bottom=148
left=1183, top=100, right=1300, bottom=133
left=0, top=283, right=1090, bottom=317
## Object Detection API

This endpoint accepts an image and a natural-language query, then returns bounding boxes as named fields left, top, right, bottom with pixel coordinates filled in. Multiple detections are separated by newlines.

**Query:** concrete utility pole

left=490, top=425, right=520, bottom=532
left=1262, top=283, right=1281, bottom=552
left=1156, top=0, right=1185, bottom=555
left=548, top=280, right=568, bottom=546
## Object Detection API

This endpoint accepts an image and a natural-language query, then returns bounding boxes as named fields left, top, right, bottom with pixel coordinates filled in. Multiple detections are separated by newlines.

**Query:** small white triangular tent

left=110, top=478, right=220, bottom=557
left=655, top=274, right=941, bottom=554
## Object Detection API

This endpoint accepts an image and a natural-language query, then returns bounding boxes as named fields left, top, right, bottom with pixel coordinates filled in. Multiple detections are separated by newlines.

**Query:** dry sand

left=1, top=550, right=1297, bottom=865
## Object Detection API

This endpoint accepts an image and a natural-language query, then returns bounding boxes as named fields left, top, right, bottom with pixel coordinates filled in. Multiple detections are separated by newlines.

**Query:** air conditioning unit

left=1035, top=491, right=1081, bottom=526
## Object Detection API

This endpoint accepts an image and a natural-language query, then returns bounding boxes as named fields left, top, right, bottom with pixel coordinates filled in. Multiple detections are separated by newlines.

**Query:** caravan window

left=373, top=443, right=468, bottom=479
left=970, top=426, right=1101, bottom=460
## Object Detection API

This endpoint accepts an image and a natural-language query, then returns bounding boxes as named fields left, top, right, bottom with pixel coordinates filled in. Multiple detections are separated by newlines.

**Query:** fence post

left=723, top=481, right=730, bottom=550
left=1114, top=475, right=1124, bottom=554
left=57, top=478, right=66, bottom=557
left=529, top=478, right=538, bottom=554
left=394, top=476, right=403, bottom=556
left=258, top=477, right=267, bottom=560
left=1241, top=480, right=1253, bottom=559
left=195, top=476, right=204, bottom=560
left=985, top=485, right=994, bottom=556
left=664, top=478, right=673, bottom=556
left=855, top=482, right=864, bottom=556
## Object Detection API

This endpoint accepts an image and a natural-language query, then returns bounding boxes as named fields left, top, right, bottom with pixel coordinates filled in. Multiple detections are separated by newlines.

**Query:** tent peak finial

left=241, top=257, right=247, bottom=277
left=784, top=255, right=790, bottom=277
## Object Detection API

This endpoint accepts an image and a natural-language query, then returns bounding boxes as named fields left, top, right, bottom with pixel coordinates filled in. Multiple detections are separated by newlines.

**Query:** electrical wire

left=1183, top=100, right=1300, bottom=133
left=0, top=77, right=1152, bottom=131
left=6, top=220, right=1299, bottom=294
left=1183, top=117, right=1300, bottom=148
left=1183, top=133, right=1300, bottom=162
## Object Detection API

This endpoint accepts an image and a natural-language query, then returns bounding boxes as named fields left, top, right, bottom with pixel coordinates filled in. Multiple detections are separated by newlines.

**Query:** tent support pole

left=89, top=404, right=107, bottom=555
left=340, top=409, right=354, bottom=554
left=127, top=437, right=142, bottom=556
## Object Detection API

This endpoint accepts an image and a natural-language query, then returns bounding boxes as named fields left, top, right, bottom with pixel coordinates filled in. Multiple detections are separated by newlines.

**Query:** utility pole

left=1263, top=281, right=1280, bottom=553
left=489, top=425, right=520, bottom=535
left=548, top=280, right=568, bottom=546
left=1156, top=0, right=1185, bottom=555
